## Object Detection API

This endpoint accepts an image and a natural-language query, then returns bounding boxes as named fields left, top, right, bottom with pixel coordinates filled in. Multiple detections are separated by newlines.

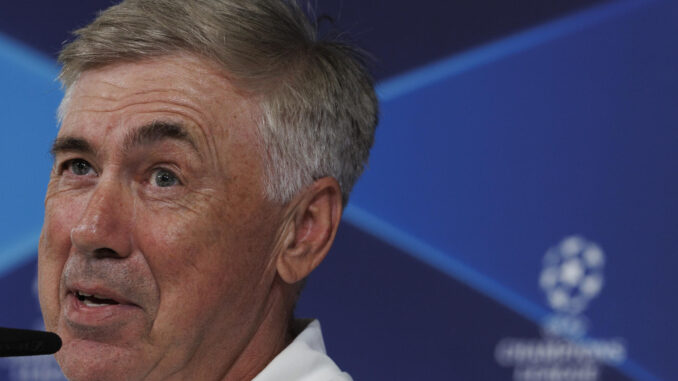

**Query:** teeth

left=75, top=291, right=116, bottom=307
left=82, top=299, right=108, bottom=307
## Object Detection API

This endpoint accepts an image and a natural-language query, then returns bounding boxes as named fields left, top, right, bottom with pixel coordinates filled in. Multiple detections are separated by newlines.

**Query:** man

left=37, top=0, right=378, bottom=380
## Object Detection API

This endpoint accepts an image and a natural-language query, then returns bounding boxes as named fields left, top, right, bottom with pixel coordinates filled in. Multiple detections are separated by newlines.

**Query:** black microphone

left=0, top=327, right=62, bottom=357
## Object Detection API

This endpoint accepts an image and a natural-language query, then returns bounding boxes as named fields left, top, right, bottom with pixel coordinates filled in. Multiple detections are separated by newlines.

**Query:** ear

left=276, top=177, right=343, bottom=284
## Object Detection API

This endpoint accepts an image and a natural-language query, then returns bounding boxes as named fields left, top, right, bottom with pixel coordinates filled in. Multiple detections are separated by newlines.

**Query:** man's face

left=38, top=55, right=285, bottom=380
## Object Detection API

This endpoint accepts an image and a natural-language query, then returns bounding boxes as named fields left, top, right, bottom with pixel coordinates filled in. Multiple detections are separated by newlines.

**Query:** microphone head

left=0, top=327, right=62, bottom=357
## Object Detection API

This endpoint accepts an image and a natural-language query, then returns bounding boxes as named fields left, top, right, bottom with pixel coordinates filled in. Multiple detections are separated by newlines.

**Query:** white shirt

left=252, top=320, right=353, bottom=381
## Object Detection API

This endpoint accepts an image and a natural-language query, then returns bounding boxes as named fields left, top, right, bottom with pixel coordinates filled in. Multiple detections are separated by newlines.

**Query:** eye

left=64, top=159, right=95, bottom=176
left=151, top=168, right=181, bottom=187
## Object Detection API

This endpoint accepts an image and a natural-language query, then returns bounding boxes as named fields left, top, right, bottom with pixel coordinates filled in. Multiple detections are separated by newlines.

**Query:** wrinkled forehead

left=55, top=55, right=266, bottom=182
left=59, top=54, right=263, bottom=150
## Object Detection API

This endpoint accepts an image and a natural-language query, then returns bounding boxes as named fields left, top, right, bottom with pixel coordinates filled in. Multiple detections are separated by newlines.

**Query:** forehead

left=60, top=54, right=261, bottom=153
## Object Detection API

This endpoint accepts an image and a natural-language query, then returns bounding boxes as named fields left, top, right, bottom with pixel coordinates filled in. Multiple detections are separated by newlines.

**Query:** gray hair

left=58, top=0, right=378, bottom=205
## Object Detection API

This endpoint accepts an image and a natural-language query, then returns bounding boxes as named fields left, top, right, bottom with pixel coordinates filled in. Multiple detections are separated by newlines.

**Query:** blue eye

left=67, top=159, right=94, bottom=176
left=152, top=168, right=180, bottom=187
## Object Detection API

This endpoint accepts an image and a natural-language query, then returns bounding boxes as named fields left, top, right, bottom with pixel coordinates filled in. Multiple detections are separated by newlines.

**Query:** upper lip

left=66, top=283, right=137, bottom=306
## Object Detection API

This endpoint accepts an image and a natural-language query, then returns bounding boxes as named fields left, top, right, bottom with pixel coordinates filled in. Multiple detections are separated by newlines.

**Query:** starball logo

left=494, top=236, right=627, bottom=381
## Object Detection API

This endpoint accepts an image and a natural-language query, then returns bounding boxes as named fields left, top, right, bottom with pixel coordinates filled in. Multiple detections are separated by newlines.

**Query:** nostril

left=92, top=247, right=120, bottom=259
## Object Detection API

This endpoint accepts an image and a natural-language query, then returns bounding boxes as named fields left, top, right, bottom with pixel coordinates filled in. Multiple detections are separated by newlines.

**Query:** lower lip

left=64, top=293, right=142, bottom=329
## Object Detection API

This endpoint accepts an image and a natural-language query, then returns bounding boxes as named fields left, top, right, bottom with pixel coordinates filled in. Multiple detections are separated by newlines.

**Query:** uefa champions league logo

left=539, top=236, right=604, bottom=339
left=495, top=236, right=627, bottom=381
left=540, top=236, right=604, bottom=316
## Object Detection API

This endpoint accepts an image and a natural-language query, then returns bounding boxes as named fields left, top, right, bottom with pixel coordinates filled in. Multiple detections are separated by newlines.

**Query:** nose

left=70, top=177, right=134, bottom=259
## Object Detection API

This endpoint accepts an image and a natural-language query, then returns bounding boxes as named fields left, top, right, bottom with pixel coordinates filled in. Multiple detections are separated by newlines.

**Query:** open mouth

left=75, top=291, right=119, bottom=307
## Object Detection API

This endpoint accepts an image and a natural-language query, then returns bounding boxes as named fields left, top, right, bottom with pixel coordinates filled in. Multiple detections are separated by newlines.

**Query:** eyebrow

left=50, top=121, right=198, bottom=158
left=50, top=136, right=96, bottom=158
left=123, top=121, right=198, bottom=153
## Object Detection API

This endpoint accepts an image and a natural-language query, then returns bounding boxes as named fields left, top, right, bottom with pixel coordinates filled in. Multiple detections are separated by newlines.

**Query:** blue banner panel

left=349, top=0, right=677, bottom=379
left=298, top=222, right=635, bottom=380
left=0, top=33, right=60, bottom=277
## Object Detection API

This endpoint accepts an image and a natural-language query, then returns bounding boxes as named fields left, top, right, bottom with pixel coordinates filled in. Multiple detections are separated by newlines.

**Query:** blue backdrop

left=0, top=0, right=676, bottom=380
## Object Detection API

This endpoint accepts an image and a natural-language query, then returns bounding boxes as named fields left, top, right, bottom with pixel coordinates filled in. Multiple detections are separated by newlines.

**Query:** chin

left=56, top=338, right=148, bottom=381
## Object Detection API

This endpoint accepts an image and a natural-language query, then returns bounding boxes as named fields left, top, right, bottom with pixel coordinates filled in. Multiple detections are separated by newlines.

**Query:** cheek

left=41, top=192, right=86, bottom=259
left=135, top=195, right=278, bottom=320
left=38, top=193, right=87, bottom=328
left=136, top=207, right=243, bottom=298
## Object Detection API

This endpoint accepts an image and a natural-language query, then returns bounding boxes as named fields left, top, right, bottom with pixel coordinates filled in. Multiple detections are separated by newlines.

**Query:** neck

left=219, top=278, right=295, bottom=381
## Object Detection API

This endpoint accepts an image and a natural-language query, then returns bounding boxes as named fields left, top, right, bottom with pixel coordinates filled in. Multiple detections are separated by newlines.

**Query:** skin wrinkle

left=64, top=71, right=265, bottom=196
left=53, top=121, right=214, bottom=197
left=62, top=255, right=155, bottom=317
left=72, top=98, right=211, bottom=126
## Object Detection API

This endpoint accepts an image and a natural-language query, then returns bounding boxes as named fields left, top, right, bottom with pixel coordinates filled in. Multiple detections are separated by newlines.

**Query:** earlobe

left=276, top=177, right=342, bottom=284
